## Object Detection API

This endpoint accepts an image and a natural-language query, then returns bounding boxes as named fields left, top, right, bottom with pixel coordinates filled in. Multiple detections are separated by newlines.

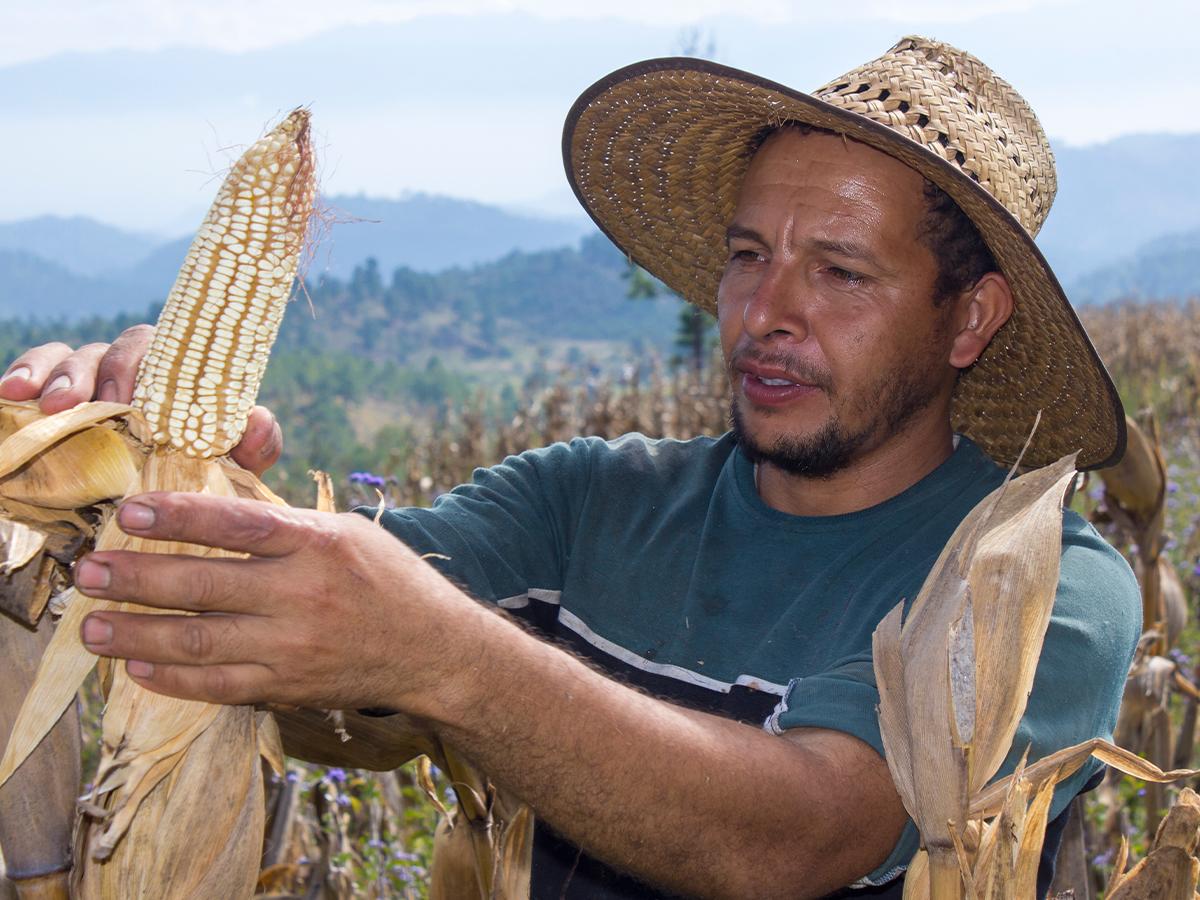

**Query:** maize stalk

left=0, top=108, right=315, bottom=897
left=875, top=432, right=1200, bottom=899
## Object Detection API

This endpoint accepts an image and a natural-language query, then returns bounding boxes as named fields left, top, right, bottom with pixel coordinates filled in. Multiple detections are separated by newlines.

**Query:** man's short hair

left=750, top=124, right=998, bottom=307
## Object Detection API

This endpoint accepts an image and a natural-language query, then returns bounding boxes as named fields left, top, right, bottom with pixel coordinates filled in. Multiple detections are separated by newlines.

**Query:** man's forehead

left=733, top=128, right=928, bottom=223
left=747, top=127, right=923, bottom=186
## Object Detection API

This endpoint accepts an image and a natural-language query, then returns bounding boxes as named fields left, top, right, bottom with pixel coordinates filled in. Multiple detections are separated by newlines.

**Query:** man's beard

left=730, top=355, right=947, bottom=479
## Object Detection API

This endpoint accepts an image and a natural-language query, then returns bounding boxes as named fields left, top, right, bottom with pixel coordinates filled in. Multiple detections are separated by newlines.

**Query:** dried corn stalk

left=1107, top=787, right=1200, bottom=899
left=877, top=437, right=1200, bottom=899
left=0, top=108, right=315, bottom=897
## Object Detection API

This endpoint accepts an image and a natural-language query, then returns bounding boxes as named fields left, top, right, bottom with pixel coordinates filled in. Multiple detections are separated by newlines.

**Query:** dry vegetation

left=10, top=299, right=1200, bottom=897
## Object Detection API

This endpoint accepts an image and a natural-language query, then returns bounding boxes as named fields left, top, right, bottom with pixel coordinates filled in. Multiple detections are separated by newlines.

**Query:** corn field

left=7, top=298, right=1200, bottom=897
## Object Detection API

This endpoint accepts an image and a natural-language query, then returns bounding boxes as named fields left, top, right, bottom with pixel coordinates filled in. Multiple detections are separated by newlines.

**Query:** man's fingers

left=124, top=658, right=273, bottom=706
left=80, top=610, right=264, bottom=669
left=37, top=344, right=112, bottom=413
left=0, top=343, right=75, bottom=401
left=74, top=551, right=268, bottom=614
left=112, top=492, right=340, bottom=557
left=230, top=406, right=282, bottom=476
left=95, top=324, right=155, bottom=403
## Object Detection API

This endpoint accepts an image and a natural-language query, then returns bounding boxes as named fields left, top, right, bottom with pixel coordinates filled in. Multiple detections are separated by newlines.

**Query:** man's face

left=717, top=129, right=960, bottom=478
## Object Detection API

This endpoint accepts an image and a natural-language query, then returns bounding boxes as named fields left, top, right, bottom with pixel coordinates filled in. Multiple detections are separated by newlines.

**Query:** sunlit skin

left=721, top=129, right=1014, bottom=516
left=0, top=130, right=1015, bottom=896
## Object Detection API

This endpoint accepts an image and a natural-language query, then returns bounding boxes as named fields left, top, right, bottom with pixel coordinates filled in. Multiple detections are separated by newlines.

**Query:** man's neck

left=755, top=421, right=957, bottom=517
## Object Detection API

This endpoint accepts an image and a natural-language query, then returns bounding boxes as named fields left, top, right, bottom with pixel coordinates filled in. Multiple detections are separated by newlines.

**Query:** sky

left=1, top=0, right=1195, bottom=234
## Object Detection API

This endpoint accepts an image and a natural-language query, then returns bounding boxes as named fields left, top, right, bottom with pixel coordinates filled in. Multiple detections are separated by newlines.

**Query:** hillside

left=1069, top=228, right=1200, bottom=304
left=0, top=194, right=593, bottom=319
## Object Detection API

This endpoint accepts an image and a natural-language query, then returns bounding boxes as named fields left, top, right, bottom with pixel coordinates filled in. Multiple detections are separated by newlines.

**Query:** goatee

left=730, top=360, right=946, bottom=479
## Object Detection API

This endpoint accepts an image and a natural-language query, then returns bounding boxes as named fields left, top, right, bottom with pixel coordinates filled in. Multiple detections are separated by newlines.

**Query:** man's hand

left=0, top=326, right=283, bottom=477
left=72, top=491, right=476, bottom=713
left=69, top=490, right=906, bottom=896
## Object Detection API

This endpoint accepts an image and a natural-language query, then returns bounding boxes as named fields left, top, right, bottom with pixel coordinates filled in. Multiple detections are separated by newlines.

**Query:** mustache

left=727, top=348, right=833, bottom=393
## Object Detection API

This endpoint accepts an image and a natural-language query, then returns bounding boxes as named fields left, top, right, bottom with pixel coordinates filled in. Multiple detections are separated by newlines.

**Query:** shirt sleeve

left=765, top=510, right=1142, bottom=888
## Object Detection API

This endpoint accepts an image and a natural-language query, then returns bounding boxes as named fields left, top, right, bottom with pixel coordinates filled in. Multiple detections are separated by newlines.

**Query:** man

left=0, top=37, right=1138, bottom=897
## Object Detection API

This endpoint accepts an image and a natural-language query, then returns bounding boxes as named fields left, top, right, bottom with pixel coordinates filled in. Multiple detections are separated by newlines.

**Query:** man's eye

left=827, top=267, right=866, bottom=287
left=729, top=249, right=762, bottom=263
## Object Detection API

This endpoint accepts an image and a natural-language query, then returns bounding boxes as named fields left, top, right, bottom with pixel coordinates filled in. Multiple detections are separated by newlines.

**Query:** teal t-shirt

left=375, top=432, right=1140, bottom=896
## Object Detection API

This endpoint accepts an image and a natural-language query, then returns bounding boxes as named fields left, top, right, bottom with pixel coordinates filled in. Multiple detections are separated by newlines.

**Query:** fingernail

left=0, top=365, right=31, bottom=384
left=260, top=422, right=280, bottom=458
left=127, top=660, right=154, bottom=678
left=97, top=379, right=118, bottom=402
left=119, top=502, right=155, bottom=530
left=75, top=559, right=111, bottom=590
left=82, top=616, right=113, bottom=646
left=44, top=374, right=72, bottom=395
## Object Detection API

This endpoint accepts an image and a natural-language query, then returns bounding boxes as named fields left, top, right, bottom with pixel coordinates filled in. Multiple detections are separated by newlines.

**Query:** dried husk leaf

left=311, top=469, right=335, bottom=513
left=0, top=426, right=142, bottom=510
left=256, top=710, right=286, bottom=779
left=971, top=737, right=1200, bottom=819
left=0, top=403, right=135, bottom=480
left=0, top=519, right=47, bottom=575
left=83, top=451, right=238, bottom=858
left=1107, top=836, right=1131, bottom=895
left=1106, top=848, right=1199, bottom=900
left=874, top=452, right=1077, bottom=879
left=0, top=401, right=45, bottom=439
left=1099, top=413, right=1165, bottom=526
left=0, top=517, right=124, bottom=788
left=430, top=812, right=486, bottom=900
left=903, top=850, right=929, bottom=900
left=0, top=498, right=93, bottom=536
left=1012, top=769, right=1058, bottom=896
left=963, top=454, right=1077, bottom=794
left=1104, top=791, right=1200, bottom=899
left=74, top=703, right=263, bottom=899
left=220, top=457, right=289, bottom=507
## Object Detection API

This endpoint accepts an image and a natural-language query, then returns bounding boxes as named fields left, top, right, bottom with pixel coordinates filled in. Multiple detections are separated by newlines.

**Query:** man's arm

left=72, top=493, right=908, bottom=899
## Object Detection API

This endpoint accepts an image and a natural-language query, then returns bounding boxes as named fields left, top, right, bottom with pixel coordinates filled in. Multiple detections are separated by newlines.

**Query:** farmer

left=1, top=37, right=1139, bottom=898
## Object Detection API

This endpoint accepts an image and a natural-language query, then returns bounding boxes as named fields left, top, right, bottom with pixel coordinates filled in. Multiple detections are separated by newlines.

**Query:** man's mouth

left=739, top=370, right=822, bottom=407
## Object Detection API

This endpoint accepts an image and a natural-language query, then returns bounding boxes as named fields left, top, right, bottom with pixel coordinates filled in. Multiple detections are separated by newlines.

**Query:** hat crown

left=813, top=36, right=1057, bottom=237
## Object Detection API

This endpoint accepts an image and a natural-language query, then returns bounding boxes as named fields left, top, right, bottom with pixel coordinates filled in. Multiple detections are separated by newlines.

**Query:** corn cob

left=0, top=109, right=315, bottom=897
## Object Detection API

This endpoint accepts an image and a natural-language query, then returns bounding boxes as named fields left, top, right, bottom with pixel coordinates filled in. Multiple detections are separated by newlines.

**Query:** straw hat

left=562, top=36, right=1125, bottom=470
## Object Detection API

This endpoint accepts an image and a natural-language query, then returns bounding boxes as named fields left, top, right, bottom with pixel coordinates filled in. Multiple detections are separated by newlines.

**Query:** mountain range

left=0, top=154, right=1197, bottom=325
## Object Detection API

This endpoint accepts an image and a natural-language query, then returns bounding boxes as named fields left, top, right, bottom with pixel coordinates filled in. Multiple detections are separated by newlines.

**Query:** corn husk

left=1107, top=788, right=1200, bottom=899
left=875, top=445, right=1077, bottom=895
left=0, top=109, right=314, bottom=897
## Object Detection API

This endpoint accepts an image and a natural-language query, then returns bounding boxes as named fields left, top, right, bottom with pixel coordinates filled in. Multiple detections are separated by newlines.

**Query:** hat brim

left=562, top=56, right=1125, bottom=471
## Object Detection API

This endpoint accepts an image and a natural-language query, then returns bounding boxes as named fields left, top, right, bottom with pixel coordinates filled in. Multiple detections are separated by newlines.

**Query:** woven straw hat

left=563, top=36, right=1125, bottom=470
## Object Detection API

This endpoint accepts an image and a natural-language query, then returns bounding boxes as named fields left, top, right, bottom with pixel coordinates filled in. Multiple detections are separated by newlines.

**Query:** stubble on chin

left=730, top=356, right=946, bottom=479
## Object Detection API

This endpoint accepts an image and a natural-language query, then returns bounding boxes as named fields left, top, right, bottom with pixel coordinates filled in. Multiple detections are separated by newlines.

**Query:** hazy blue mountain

left=0, top=250, right=144, bottom=320
left=1039, top=133, right=1200, bottom=284
left=313, top=193, right=592, bottom=279
left=0, top=193, right=594, bottom=314
left=1068, top=228, right=1200, bottom=304
left=0, top=216, right=158, bottom=278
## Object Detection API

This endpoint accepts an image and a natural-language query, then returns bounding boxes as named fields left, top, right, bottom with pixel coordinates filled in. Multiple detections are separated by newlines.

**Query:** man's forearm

left=397, top=594, right=906, bottom=898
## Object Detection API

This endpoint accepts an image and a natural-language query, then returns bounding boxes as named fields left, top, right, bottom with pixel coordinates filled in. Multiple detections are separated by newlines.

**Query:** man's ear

left=948, top=272, right=1014, bottom=369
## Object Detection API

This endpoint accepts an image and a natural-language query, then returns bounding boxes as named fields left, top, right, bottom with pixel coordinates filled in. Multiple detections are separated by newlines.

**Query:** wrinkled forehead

left=734, top=127, right=930, bottom=227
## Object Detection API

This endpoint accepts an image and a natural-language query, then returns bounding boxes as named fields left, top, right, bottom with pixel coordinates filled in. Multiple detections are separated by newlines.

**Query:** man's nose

left=741, top=263, right=810, bottom=343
